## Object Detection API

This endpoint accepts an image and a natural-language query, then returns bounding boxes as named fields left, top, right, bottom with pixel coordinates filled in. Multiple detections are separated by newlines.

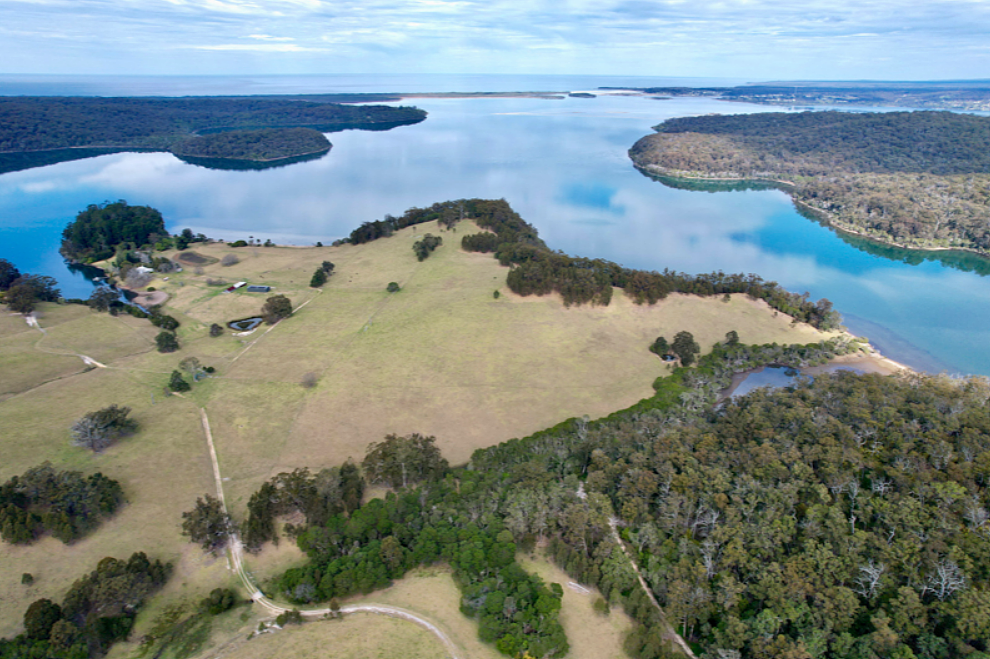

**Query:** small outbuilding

left=246, top=285, right=271, bottom=293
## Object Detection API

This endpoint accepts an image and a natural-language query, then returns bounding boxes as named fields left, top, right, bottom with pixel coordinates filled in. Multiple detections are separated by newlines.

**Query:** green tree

left=0, top=257, right=21, bottom=291
left=70, top=404, right=138, bottom=452
left=4, top=275, right=61, bottom=313
left=209, top=323, right=224, bottom=337
left=181, top=495, right=234, bottom=554
left=363, top=433, right=449, bottom=489
left=88, top=287, right=119, bottom=312
left=24, top=598, right=63, bottom=640
left=386, top=282, right=401, bottom=293
left=310, top=268, right=328, bottom=287
left=200, top=588, right=238, bottom=615
left=169, top=370, right=191, bottom=392
left=321, top=261, right=335, bottom=274
left=671, top=330, right=700, bottom=366
left=261, top=294, right=292, bottom=324
left=650, top=336, right=670, bottom=356
left=156, top=331, right=179, bottom=353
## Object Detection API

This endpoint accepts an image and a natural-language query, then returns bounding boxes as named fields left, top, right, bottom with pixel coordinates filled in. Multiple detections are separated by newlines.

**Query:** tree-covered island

left=169, top=127, right=331, bottom=163
left=0, top=96, right=426, bottom=173
left=629, top=111, right=990, bottom=256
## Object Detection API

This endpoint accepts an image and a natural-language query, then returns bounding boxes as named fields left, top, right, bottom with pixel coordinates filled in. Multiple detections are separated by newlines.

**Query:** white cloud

left=0, top=0, right=989, bottom=77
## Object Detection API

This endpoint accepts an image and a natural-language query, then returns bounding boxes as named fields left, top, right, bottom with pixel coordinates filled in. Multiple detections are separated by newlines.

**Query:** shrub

left=155, top=331, right=179, bottom=353
left=169, top=370, right=191, bottom=392
left=412, top=233, right=442, bottom=261
left=386, top=282, right=400, bottom=293
left=261, top=295, right=292, bottom=324
left=22, top=573, right=34, bottom=585
left=493, top=290, right=500, bottom=299
left=310, top=268, right=327, bottom=288
left=209, top=323, right=224, bottom=337
left=201, top=588, right=238, bottom=616
left=275, top=609, right=303, bottom=626
left=229, top=240, right=248, bottom=248
left=70, top=405, right=138, bottom=452
left=150, top=313, right=179, bottom=330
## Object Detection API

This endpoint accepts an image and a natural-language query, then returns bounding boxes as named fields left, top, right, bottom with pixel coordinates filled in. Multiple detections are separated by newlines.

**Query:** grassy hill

left=0, top=219, right=837, bottom=654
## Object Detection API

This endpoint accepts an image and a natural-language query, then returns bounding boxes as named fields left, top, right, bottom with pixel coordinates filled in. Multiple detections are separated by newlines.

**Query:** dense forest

left=629, top=111, right=990, bottom=254
left=169, top=127, right=330, bottom=161
left=0, top=553, right=171, bottom=659
left=0, top=464, right=123, bottom=545
left=255, top=330, right=990, bottom=659
left=609, top=84, right=990, bottom=112
left=0, top=96, right=425, bottom=173
left=343, top=198, right=840, bottom=329
left=60, top=201, right=166, bottom=262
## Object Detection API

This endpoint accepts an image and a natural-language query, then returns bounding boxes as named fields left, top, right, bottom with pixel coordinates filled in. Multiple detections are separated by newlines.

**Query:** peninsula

left=629, top=110, right=990, bottom=256
left=0, top=96, right=425, bottom=173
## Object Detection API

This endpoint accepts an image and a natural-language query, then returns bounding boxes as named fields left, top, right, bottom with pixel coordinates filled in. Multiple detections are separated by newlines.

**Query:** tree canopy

left=363, top=433, right=449, bottom=489
left=70, top=405, right=138, bottom=453
left=0, top=463, right=124, bottom=545
left=630, top=111, right=990, bottom=254
left=60, top=201, right=166, bottom=262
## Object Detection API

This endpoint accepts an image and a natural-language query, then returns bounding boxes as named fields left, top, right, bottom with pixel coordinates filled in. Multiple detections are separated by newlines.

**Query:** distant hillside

left=630, top=111, right=990, bottom=254
left=170, top=127, right=331, bottom=162
left=0, top=96, right=425, bottom=173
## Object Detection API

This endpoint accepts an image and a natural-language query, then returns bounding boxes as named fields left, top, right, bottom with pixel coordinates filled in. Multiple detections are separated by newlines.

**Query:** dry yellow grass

left=192, top=612, right=450, bottom=659
left=518, top=554, right=634, bottom=659
left=0, top=218, right=835, bottom=643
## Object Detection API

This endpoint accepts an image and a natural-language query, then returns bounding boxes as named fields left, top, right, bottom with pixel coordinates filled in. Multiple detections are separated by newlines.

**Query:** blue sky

left=1, top=0, right=988, bottom=80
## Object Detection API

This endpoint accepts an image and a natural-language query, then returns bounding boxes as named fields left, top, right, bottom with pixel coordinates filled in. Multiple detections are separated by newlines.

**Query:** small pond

left=228, top=317, right=263, bottom=332
left=728, top=363, right=870, bottom=399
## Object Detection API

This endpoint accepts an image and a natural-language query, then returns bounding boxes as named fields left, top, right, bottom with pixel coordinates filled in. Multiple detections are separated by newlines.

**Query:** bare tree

left=923, top=560, right=967, bottom=601
left=70, top=405, right=138, bottom=452
left=124, top=268, right=152, bottom=288
left=300, top=372, right=318, bottom=389
left=853, top=560, right=886, bottom=599
left=221, top=254, right=239, bottom=267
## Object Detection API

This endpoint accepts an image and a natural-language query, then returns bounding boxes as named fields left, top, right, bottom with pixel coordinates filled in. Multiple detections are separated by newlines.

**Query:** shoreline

left=635, top=165, right=990, bottom=262
left=721, top=346, right=910, bottom=399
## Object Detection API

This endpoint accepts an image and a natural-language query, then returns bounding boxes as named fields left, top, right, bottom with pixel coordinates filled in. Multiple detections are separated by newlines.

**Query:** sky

left=1, top=0, right=989, bottom=81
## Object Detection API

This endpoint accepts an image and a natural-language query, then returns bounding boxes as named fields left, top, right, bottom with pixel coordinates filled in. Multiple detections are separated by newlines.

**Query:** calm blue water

left=1, top=76, right=987, bottom=374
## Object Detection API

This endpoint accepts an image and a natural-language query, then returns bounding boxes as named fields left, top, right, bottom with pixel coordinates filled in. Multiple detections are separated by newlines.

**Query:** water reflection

left=1, top=95, right=988, bottom=374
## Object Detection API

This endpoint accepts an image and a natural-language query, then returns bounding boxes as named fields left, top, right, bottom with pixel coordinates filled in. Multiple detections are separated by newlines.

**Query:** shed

left=246, top=285, right=271, bottom=293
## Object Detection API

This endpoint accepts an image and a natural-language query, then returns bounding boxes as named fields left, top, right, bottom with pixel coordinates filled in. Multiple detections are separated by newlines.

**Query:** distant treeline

left=343, top=198, right=841, bottom=329
left=654, top=111, right=990, bottom=176
left=170, top=127, right=330, bottom=161
left=0, top=96, right=425, bottom=173
left=630, top=111, right=990, bottom=253
left=0, top=96, right=426, bottom=152
left=0, top=463, right=124, bottom=545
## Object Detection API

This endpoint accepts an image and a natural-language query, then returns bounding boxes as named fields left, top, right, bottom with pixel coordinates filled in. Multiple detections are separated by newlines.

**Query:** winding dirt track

left=198, top=409, right=461, bottom=659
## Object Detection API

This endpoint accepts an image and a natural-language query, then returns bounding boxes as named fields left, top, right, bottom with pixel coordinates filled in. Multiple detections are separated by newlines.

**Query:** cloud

left=249, top=34, right=295, bottom=41
left=1, top=0, right=989, bottom=77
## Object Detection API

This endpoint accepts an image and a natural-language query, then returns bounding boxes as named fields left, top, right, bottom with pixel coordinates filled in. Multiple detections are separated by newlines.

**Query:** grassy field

left=0, top=217, right=836, bottom=651
left=167, top=554, right=633, bottom=659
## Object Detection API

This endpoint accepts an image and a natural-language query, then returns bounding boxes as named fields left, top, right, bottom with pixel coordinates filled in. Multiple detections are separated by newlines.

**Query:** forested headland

left=629, top=111, right=990, bottom=255
left=0, top=96, right=425, bottom=173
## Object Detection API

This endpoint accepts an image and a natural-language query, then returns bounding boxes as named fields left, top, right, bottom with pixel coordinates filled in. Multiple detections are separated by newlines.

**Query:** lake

left=1, top=76, right=987, bottom=375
